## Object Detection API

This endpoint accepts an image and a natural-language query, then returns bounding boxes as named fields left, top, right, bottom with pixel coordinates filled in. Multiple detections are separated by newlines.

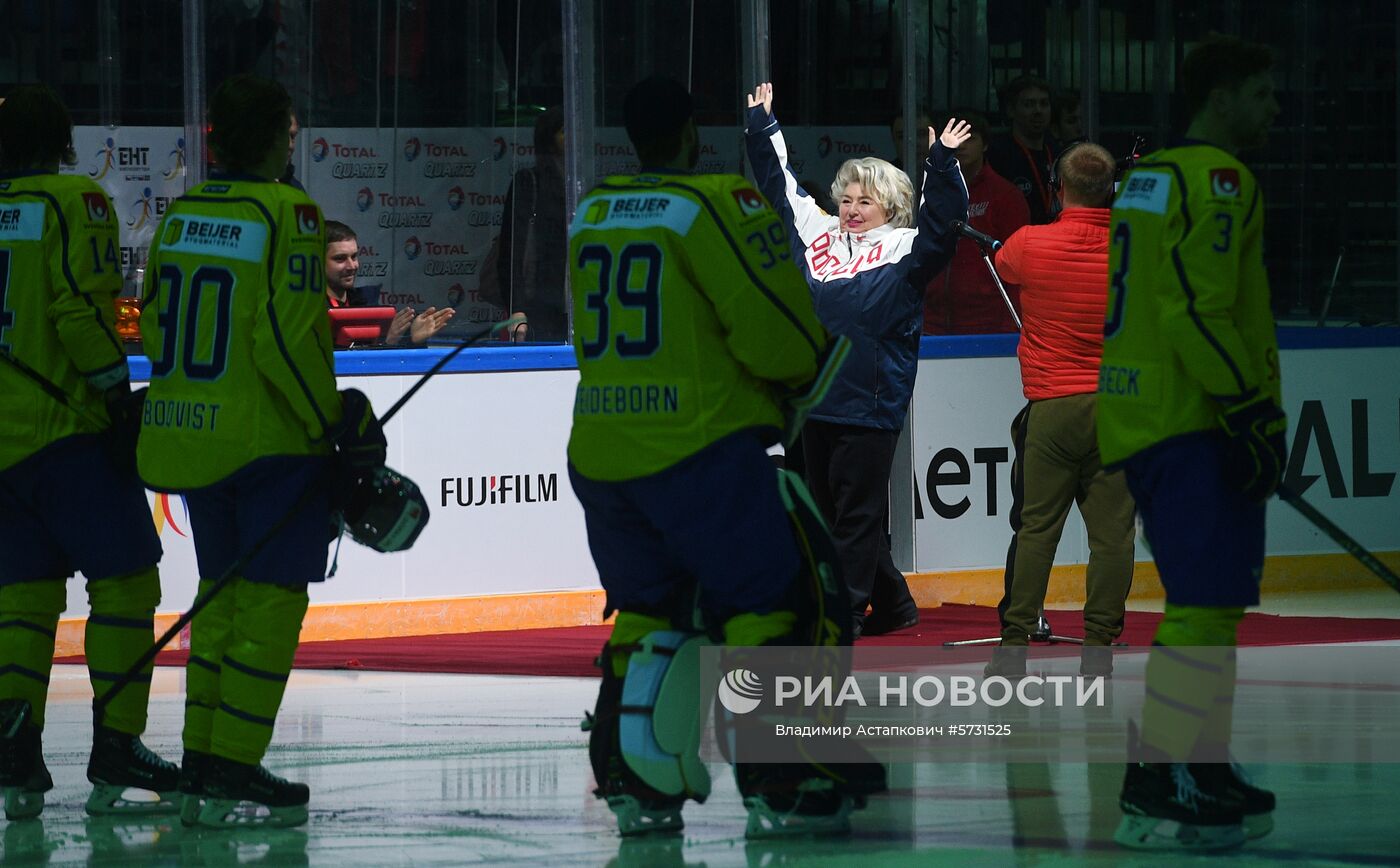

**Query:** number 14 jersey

left=138, top=177, right=340, bottom=491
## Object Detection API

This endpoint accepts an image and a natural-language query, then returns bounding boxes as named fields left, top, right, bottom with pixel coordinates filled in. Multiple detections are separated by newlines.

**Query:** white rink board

left=906, top=347, right=1400, bottom=572
left=58, top=345, right=1398, bottom=618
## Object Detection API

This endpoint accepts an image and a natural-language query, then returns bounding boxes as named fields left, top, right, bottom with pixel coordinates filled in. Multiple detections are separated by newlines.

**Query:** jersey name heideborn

left=1097, top=143, right=1280, bottom=467
left=137, top=178, right=341, bottom=490
left=567, top=171, right=826, bottom=482
left=0, top=172, right=127, bottom=472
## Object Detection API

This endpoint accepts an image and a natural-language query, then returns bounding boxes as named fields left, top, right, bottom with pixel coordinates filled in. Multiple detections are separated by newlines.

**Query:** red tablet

left=328, top=306, right=396, bottom=348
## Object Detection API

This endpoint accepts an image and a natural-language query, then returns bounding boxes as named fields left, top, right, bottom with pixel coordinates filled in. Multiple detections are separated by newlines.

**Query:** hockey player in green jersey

left=138, top=74, right=387, bottom=829
left=570, top=76, right=884, bottom=840
left=1098, top=35, right=1283, bottom=851
left=0, top=84, right=180, bottom=820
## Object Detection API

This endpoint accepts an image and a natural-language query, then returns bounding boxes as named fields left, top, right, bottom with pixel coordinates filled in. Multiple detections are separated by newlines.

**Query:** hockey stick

left=82, top=315, right=524, bottom=723
left=0, top=347, right=110, bottom=429
left=1277, top=483, right=1400, bottom=594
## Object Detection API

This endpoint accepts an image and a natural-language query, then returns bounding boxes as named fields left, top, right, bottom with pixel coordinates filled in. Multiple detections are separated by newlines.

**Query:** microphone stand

left=941, top=232, right=1097, bottom=649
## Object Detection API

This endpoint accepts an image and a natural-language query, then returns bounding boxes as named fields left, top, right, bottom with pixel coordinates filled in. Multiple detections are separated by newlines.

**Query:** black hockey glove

left=103, top=383, right=146, bottom=480
left=778, top=335, right=851, bottom=448
left=331, top=388, right=387, bottom=472
left=1218, top=392, right=1288, bottom=503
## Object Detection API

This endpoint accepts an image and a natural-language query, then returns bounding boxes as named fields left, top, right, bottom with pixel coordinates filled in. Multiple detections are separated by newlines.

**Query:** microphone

left=949, top=219, right=1002, bottom=252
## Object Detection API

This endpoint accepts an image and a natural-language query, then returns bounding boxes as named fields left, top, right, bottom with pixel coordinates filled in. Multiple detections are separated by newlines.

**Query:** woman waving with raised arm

left=744, top=82, right=970, bottom=639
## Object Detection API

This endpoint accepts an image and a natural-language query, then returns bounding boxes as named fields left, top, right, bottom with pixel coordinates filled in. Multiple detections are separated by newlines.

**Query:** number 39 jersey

left=0, top=172, right=127, bottom=472
left=1097, top=144, right=1281, bottom=467
left=137, top=177, right=341, bottom=491
left=567, top=171, right=828, bottom=482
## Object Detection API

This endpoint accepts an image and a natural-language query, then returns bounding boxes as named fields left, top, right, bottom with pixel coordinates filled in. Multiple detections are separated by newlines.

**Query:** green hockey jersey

left=137, top=177, right=341, bottom=490
left=1097, top=143, right=1281, bottom=467
left=567, top=171, right=828, bottom=481
left=0, top=172, right=127, bottom=472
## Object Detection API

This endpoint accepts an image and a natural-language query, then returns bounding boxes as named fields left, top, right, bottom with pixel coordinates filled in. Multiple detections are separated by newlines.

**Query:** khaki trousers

left=997, top=394, right=1136, bottom=645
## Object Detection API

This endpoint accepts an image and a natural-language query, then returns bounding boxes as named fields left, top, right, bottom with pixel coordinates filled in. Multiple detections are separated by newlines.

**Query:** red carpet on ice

left=56, top=604, right=1400, bottom=678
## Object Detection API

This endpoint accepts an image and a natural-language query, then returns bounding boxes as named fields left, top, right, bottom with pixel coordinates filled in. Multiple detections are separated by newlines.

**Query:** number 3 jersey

left=137, top=177, right=340, bottom=491
left=567, top=171, right=828, bottom=482
left=0, top=172, right=127, bottom=472
left=1097, top=143, right=1281, bottom=467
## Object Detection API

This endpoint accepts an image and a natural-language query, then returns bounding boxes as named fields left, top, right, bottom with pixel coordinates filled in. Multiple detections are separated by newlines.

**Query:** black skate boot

left=1189, top=761, right=1275, bottom=839
left=1115, top=761, right=1245, bottom=851
left=0, top=699, right=52, bottom=821
left=85, top=725, right=181, bottom=815
left=179, top=749, right=211, bottom=827
left=197, top=754, right=309, bottom=828
left=736, top=757, right=886, bottom=840
left=583, top=653, right=695, bottom=838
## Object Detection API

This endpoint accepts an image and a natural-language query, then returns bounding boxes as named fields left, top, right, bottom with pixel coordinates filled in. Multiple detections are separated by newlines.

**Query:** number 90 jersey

left=0, top=173, right=128, bottom=472
left=568, top=171, right=828, bottom=482
left=1097, top=144, right=1281, bottom=467
left=137, top=178, right=340, bottom=491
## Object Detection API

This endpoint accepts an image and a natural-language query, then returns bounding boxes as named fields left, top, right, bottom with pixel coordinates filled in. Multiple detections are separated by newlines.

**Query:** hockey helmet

left=340, top=466, right=430, bottom=552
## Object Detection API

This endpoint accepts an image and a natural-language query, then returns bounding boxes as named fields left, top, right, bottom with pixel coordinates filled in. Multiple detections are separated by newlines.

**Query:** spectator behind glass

left=493, top=106, right=568, bottom=342
left=279, top=111, right=305, bottom=191
left=1052, top=92, right=1083, bottom=143
left=889, top=107, right=934, bottom=188
left=923, top=110, right=1030, bottom=334
left=745, top=82, right=971, bottom=639
left=987, top=75, right=1060, bottom=225
left=324, top=220, right=453, bottom=346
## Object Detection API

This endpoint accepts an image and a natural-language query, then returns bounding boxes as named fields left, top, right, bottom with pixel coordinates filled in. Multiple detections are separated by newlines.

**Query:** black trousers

left=802, top=420, right=916, bottom=618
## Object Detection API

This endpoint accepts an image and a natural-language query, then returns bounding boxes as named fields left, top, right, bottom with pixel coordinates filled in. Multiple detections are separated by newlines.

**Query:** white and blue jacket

left=744, top=106, right=968, bottom=430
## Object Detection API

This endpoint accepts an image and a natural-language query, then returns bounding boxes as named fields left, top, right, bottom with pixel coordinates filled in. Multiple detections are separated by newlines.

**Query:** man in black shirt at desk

left=324, top=220, right=454, bottom=346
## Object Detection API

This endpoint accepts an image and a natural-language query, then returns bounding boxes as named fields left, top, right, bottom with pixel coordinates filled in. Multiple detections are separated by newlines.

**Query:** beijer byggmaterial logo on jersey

left=162, top=218, right=184, bottom=246
left=583, top=200, right=610, bottom=225
left=717, top=669, right=764, bottom=715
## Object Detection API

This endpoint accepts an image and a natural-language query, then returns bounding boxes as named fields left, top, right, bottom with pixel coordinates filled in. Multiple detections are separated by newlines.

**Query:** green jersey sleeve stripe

left=1159, top=160, right=1249, bottom=395
left=248, top=200, right=336, bottom=437
left=44, top=190, right=125, bottom=358
left=1244, top=183, right=1260, bottom=227
left=596, top=179, right=822, bottom=356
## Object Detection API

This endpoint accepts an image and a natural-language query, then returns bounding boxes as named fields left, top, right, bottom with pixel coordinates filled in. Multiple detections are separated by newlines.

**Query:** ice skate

left=0, top=699, right=52, bottom=821
left=85, top=725, right=181, bottom=815
left=179, top=749, right=211, bottom=827
left=605, top=793, right=685, bottom=837
left=1114, top=762, right=1245, bottom=851
left=743, top=778, right=857, bottom=839
left=1190, top=761, right=1275, bottom=839
left=196, top=755, right=309, bottom=828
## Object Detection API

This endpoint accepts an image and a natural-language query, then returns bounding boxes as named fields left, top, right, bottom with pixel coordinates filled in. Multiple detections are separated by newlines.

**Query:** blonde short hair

left=829, top=157, right=914, bottom=229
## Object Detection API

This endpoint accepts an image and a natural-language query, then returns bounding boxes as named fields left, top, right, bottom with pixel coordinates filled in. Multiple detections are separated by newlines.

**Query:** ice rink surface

left=4, top=646, right=1399, bottom=867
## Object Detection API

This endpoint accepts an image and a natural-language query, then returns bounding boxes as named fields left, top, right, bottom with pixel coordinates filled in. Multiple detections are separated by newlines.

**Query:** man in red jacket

left=987, top=142, right=1136, bottom=677
left=923, top=110, right=1029, bottom=334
